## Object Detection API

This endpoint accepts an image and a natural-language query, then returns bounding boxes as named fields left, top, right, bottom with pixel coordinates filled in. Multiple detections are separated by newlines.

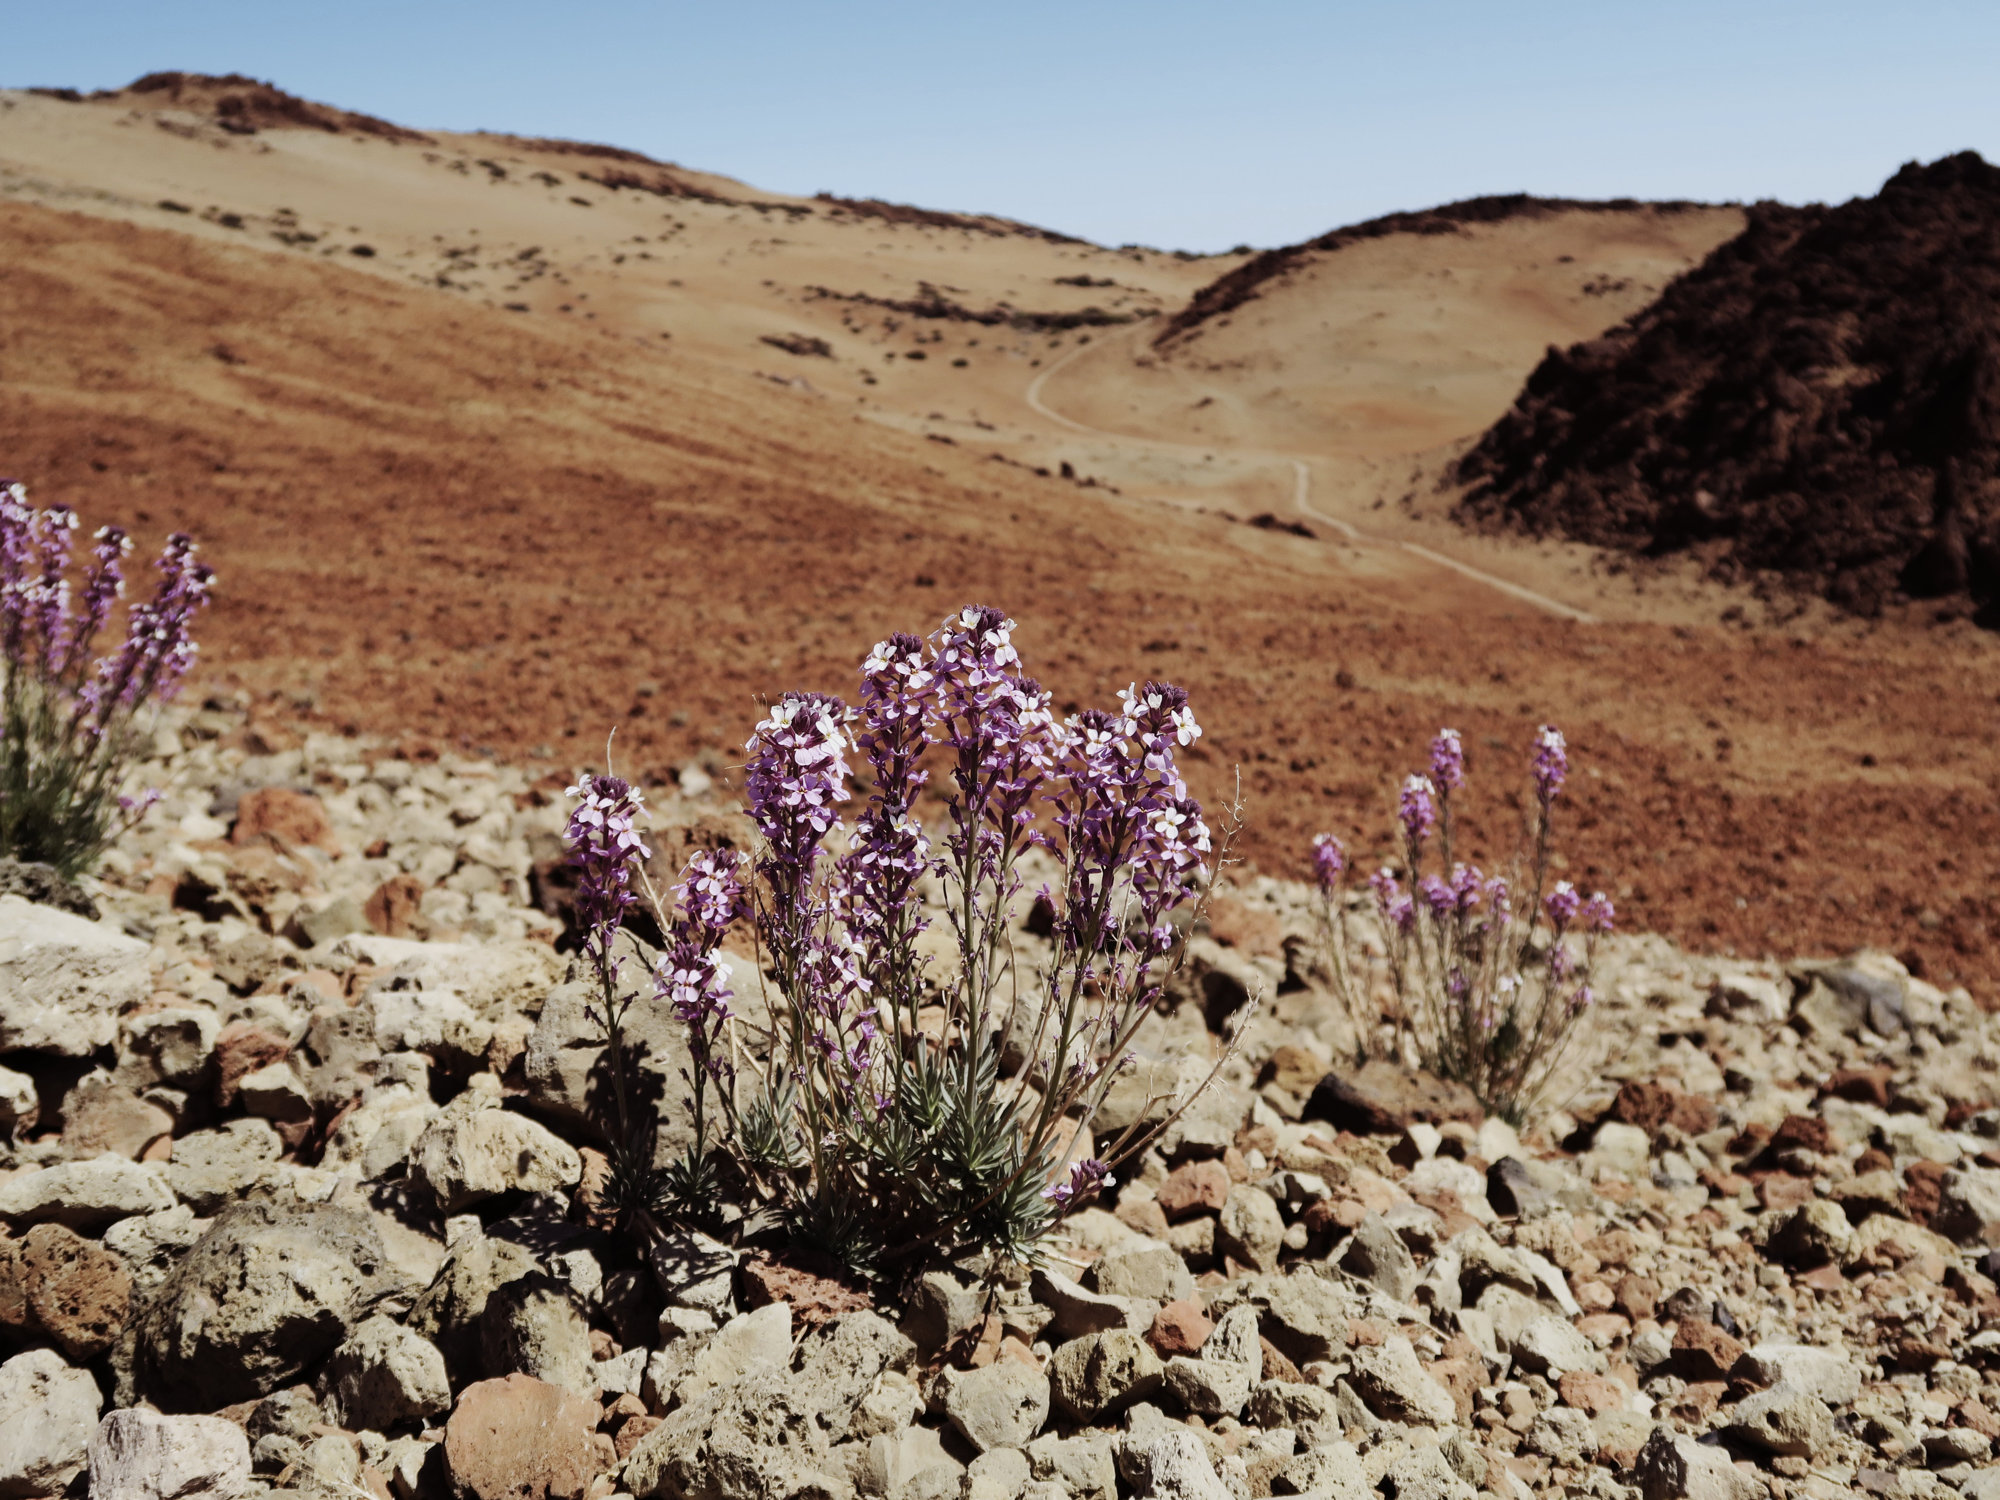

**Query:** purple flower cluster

left=0, top=484, right=49, bottom=671
left=744, top=690, right=851, bottom=919
left=1533, top=725, right=1568, bottom=808
left=1429, top=728, right=1465, bottom=794
left=856, top=632, right=935, bottom=804
left=795, top=930, right=878, bottom=1099
left=1310, top=833, right=1346, bottom=895
left=723, top=604, right=1212, bottom=1249
left=1543, top=881, right=1615, bottom=936
left=25, top=506, right=76, bottom=673
left=1043, top=1156, right=1112, bottom=1207
left=1544, top=879, right=1581, bottom=930
left=76, top=527, right=131, bottom=674
left=563, top=772, right=651, bottom=975
left=1370, top=866, right=1416, bottom=936
left=934, top=605, right=1055, bottom=877
left=744, top=676, right=910, bottom=1112
left=79, top=531, right=215, bottom=729
left=0, top=486, right=211, bottom=730
left=1398, top=774, right=1437, bottom=850
left=843, top=633, right=938, bottom=989
left=1051, top=681, right=1209, bottom=963
left=655, top=848, right=746, bottom=1090
left=1305, top=719, right=1610, bottom=1118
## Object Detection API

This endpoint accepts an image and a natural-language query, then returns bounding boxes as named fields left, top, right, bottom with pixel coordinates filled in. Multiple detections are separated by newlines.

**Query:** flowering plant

left=562, top=769, right=747, bottom=1224
left=1311, top=724, right=1612, bottom=1122
left=563, top=605, right=1247, bottom=1267
left=0, top=481, right=213, bottom=876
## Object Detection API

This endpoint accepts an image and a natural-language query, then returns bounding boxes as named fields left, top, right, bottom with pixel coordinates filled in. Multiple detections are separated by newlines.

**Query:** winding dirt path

left=1025, top=336, right=1598, bottom=624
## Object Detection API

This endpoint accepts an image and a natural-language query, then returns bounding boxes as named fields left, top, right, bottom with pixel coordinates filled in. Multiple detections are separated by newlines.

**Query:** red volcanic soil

left=5, top=201, right=2000, bottom=996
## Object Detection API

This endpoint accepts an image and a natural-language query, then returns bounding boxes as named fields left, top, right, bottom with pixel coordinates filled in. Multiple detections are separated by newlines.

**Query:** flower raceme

left=1429, top=727, right=1465, bottom=794
left=1310, top=723, right=1613, bottom=1122
left=563, top=773, right=650, bottom=972
left=1397, top=775, right=1437, bottom=850
left=1043, top=1157, right=1113, bottom=1207
left=1310, top=833, right=1346, bottom=894
left=657, top=848, right=746, bottom=1091
left=1533, top=724, right=1568, bottom=808
left=0, top=481, right=214, bottom=875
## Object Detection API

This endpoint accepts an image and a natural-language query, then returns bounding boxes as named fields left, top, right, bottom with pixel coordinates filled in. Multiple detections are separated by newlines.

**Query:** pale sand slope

left=1018, top=206, right=1749, bottom=619
left=0, top=82, right=1741, bottom=622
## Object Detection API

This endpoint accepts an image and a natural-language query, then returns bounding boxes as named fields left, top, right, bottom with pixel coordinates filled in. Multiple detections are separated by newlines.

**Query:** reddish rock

left=1609, top=1080, right=1716, bottom=1138
left=1612, top=1273, right=1658, bottom=1323
left=1672, top=1381, right=1728, bottom=1421
left=1407, top=1189, right=1482, bottom=1240
left=1852, top=1147, right=1894, bottom=1175
left=1206, top=896, right=1284, bottom=958
left=1157, top=1160, right=1232, bottom=1221
left=1427, top=1357, right=1478, bottom=1422
left=1823, top=1067, right=1894, bottom=1109
left=1698, top=1167, right=1751, bottom=1197
left=613, top=1415, right=662, bottom=1462
left=1946, top=1099, right=1995, bottom=1131
left=1148, top=1299, right=1213, bottom=1358
left=1885, top=1333, right=1953, bottom=1370
left=237, top=720, right=302, bottom=755
left=1671, top=1319, right=1744, bottom=1382
left=297, top=969, right=345, bottom=1004
left=60, top=1079, right=174, bottom=1160
left=213, top=1022, right=292, bottom=1108
left=1957, top=1399, right=2000, bottom=1441
left=1584, top=1229, right=1638, bottom=1267
left=739, top=1249, right=871, bottom=1329
left=1576, top=1314, right=1632, bottom=1344
left=231, top=787, right=339, bottom=853
left=1768, top=1114, right=1836, bottom=1156
left=1904, top=1159, right=1948, bottom=1224
left=1300, top=1198, right=1348, bottom=1236
left=364, top=874, right=427, bottom=938
left=1115, top=1194, right=1171, bottom=1239
left=20, top=1222, right=131, bottom=1359
left=1567, top=1279, right=1613, bottom=1313
left=964, top=1313, right=1006, bottom=1369
left=1346, top=1318, right=1388, bottom=1347
left=1259, top=1337, right=1302, bottom=1384
left=1558, top=1371, right=1628, bottom=1415
left=1755, top=1173, right=1817, bottom=1211
left=445, top=1375, right=605, bottom=1500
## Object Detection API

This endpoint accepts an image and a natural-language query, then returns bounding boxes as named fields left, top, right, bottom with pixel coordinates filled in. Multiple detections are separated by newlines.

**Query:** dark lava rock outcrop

left=1457, top=152, right=2000, bottom=622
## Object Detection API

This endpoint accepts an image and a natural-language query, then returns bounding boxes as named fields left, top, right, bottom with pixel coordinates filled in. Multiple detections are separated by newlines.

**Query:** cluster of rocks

left=0, top=701, right=1994, bottom=1500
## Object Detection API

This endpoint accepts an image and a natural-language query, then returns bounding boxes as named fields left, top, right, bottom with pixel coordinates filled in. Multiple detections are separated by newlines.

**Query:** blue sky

left=9, top=2, right=2000, bottom=252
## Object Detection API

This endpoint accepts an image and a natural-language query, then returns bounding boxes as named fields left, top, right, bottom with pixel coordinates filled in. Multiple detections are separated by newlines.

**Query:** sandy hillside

left=2, top=76, right=1998, bottom=995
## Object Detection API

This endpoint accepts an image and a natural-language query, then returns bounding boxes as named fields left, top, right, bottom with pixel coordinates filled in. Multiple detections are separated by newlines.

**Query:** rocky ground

left=0, top=699, right=1996, bottom=1500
